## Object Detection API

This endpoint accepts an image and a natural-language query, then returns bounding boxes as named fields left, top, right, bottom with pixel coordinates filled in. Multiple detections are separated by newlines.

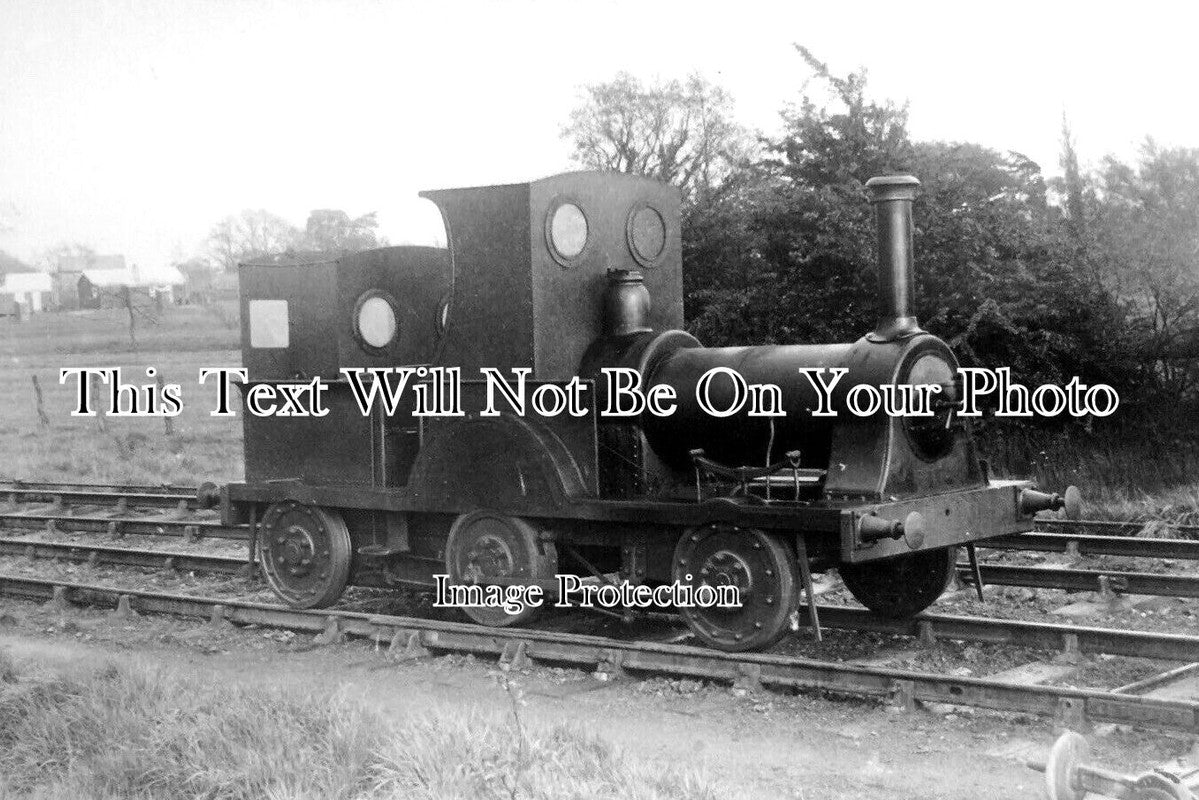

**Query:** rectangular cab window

left=249, top=299, right=289, bottom=348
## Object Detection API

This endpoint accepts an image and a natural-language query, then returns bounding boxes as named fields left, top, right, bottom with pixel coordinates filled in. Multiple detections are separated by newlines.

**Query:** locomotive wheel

left=445, top=511, right=557, bottom=627
left=673, top=526, right=798, bottom=652
left=258, top=502, right=352, bottom=609
left=839, top=546, right=957, bottom=617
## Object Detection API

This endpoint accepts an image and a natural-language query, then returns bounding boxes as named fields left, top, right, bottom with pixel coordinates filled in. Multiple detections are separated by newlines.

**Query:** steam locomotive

left=207, top=171, right=1080, bottom=652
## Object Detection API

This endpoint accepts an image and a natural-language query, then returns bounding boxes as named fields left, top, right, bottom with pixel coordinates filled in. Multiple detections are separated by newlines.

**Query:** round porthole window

left=547, top=202, right=588, bottom=265
left=627, top=204, right=666, bottom=267
left=353, top=290, right=399, bottom=351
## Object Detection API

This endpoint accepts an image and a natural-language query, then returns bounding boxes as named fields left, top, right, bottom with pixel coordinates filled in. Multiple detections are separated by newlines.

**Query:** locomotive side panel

left=528, top=172, right=684, bottom=381
left=240, top=260, right=339, bottom=381
left=239, top=247, right=452, bottom=488
left=420, top=182, right=536, bottom=374
left=333, top=246, right=452, bottom=369
left=242, top=385, right=382, bottom=486
left=407, top=380, right=599, bottom=511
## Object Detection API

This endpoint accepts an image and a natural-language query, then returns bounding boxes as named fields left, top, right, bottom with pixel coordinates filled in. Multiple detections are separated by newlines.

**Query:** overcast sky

left=1, top=0, right=1196, bottom=277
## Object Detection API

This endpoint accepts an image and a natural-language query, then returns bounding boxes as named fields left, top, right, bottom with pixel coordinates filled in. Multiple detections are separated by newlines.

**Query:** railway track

left=0, top=536, right=247, bottom=575
left=0, top=481, right=200, bottom=511
left=2, top=535, right=1197, bottom=662
left=4, top=480, right=1197, bottom=549
left=957, top=562, right=1199, bottom=599
left=1, top=572, right=1197, bottom=735
left=6, top=509, right=1199, bottom=599
left=986, top=531, right=1199, bottom=561
left=5, top=482, right=1199, bottom=600
left=0, top=511, right=243, bottom=541
left=0, top=480, right=198, bottom=496
left=0, top=480, right=241, bottom=541
left=1046, top=518, right=1199, bottom=537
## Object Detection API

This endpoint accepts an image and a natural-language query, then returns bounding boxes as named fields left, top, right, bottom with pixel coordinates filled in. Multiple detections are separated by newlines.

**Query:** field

left=0, top=304, right=243, bottom=485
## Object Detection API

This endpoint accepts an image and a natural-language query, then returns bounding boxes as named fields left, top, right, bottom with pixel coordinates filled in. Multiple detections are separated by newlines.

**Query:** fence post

left=90, top=372, right=107, bottom=433
left=30, top=374, right=50, bottom=426
left=156, top=373, right=174, bottom=436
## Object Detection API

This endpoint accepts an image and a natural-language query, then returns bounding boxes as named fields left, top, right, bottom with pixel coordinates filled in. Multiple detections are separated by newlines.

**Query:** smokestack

left=865, top=175, right=923, bottom=342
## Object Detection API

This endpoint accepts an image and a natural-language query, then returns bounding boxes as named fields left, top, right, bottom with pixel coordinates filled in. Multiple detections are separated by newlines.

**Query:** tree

left=36, top=242, right=97, bottom=273
left=0, top=201, right=17, bottom=236
left=304, top=209, right=381, bottom=253
left=908, top=141, right=1130, bottom=392
left=0, top=249, right=32, bottom=275
left=688, top=46, right=1131, bottom=403
left=207, top=210, right=302, bottom=272
left=1055, top=115, right=1090, bottom=245
left=688, top=46, right=915, bottom=346
left=562, top=72, right=753, bottom=202
left=1090, top=141, right=1199, bottom=401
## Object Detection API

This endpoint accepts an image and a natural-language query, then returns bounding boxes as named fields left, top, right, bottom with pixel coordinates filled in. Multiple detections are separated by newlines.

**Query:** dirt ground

left=0, top=599, right=1194, bottom=800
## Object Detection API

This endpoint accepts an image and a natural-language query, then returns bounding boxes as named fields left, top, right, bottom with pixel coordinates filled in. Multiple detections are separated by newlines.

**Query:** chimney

left=865, top=175, right=923, bottom=342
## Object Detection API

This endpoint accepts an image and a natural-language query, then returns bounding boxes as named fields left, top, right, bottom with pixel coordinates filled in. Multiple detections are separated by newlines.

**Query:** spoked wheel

left=258, top=502, right=353, bottom=609
left=839, top=546, right=957, bottom=617
left=445, top=510, right=557, bottom=627
left=673, top=525, right=798, bottom=652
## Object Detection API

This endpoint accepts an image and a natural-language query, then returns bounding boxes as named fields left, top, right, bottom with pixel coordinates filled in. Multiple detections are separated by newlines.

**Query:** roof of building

left=151, top=266, right=185, bottom=285
left=176, top=260, right=216, bottom=276
left=80, top=264, right=185, bottom=288
left=58, top=254, right=126, bottom=274
left=0, top=272, right=52, bottom=293
left=81, top=268, right=135, bottom=288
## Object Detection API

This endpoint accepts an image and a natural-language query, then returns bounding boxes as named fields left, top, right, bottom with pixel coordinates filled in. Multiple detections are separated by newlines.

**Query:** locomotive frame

left=209, top=170, right=1079, bottom=652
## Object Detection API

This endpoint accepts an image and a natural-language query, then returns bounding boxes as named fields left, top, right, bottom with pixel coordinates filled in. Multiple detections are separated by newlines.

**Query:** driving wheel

left=445, top=510, right=557, bottom=626
left=673, top=525, right=798, bottom=652
left=258, top=502, right=352, bottom=609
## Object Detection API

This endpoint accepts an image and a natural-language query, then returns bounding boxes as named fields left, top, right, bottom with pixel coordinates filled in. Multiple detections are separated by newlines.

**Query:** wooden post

left=30, top=375, right=50, bottom=426
left=90, top=372, right=107, bottom=433
left=123, top=286, right=136, bottom=350
left=156, top=373, right=173, bottom=436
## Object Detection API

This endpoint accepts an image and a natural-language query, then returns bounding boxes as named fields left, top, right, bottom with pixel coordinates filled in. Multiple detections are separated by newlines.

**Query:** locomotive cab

left=216, top=170, right=1080, bottom=652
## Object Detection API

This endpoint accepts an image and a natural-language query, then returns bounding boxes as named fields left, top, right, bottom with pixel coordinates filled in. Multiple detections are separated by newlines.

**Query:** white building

left=0, top=271, right=53, bottom=315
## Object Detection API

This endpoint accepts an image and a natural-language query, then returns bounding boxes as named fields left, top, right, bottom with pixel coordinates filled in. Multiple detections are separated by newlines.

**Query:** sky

left=1, top=0, right=1196, bottom=278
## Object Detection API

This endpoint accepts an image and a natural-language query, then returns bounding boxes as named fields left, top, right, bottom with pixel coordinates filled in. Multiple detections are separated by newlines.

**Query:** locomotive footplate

left=217, top=477, right=1063, bottom=565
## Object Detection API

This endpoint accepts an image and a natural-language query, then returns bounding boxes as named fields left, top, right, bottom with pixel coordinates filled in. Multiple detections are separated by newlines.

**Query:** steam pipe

left=865, top=175, right=923, bottom=342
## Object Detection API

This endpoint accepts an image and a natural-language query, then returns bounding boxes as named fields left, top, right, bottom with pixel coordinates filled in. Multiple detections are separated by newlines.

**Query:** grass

left=0, top=654, right=726, bottom=800
left=978, top=423, right=1199, bottom=526
left=0, top=306, right=244, bottom=484
left=1, top=302, right=240, bottom=357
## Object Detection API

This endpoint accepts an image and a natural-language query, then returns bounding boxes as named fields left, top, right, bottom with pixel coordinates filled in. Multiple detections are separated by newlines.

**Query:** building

left=77, top=263, right=185, bottom=309
left=78, top=267, right=131, bottom=308
left=0, top=271, right=53, bottom=317
left=54, top=254, right=127, bottom=310
left=176, top=260, right=239, bottom=304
